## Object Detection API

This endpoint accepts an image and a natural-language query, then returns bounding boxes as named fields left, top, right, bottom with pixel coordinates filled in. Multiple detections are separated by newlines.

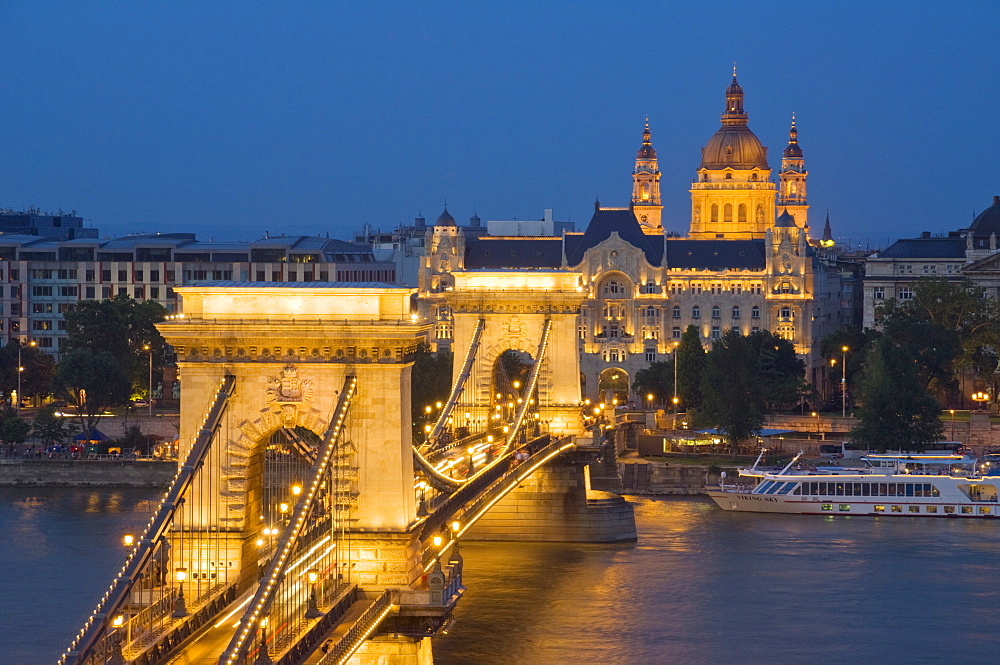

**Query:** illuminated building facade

left=420, top=76, right=846, bottom=400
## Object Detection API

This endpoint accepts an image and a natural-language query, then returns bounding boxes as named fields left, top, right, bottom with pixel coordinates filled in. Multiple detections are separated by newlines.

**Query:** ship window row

left=792, top=481, right=940, bottom=497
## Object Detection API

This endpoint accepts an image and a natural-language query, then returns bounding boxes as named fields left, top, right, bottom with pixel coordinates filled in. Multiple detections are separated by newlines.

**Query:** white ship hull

left=706, top=487, right=1000, bottom=517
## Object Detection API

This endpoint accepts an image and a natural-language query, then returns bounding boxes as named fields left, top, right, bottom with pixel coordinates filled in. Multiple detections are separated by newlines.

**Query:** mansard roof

left=876, top=237, right=966, bottom=259
left=464, top=237, right=564, bottom=269
left=565, top=207, right=662, bottom=266
left=664, top=239, right=766, bottom=271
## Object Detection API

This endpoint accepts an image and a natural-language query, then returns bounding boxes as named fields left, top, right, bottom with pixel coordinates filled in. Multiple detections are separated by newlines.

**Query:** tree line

left=1, top=294, right=167, bottom=440
left=633, top=278, right=999, bottom=452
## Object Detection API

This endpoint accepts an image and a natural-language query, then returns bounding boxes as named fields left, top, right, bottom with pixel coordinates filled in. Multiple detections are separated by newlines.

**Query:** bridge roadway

left=153, top=434, right=581, bottom=664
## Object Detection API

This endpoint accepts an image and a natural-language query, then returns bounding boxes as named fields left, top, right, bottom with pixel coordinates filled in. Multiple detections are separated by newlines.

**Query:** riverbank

left=617, top=458, right=727, bottom=495
left=0, top=459, right=175, bottom=488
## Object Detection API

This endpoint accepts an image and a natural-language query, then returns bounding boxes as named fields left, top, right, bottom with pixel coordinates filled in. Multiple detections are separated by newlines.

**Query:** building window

left=603, top=280, right=626, bottom=296
left=436, top=323, right=453, bottom=339
left=32, top=320, right=53, bottom=331
left=873, top=286, right=885, bottom=300
left=711, top=305, right=720, bottom=319
left=645, top=306, right=657, bottom=318
left=710, top=283, right=722, bottom=295
left=60, top=286, right=78, bottom=297
left=692, top=306, right=700, bottom=319
left=731, top=283, right=742, bottom=295
left=32, top=286, right=53, bottom=297
left=750, top=283, right=762, bottom=295
left=672, top=306, right=681, bottom=319
left=117, top=270, right=127, bottom=281
left=691, top=283, right=703, bottom=295
left=732, top=306, right=741, bottom=319
left=898, top=288, right=913, bottom=300
left=780, top=282, right=792, bottom=294
left=670, top=283, right=683, bottom=294
left=672, top=326, right=681, bottom=339
left=751, top=306, right=760, bottom=319
left=780, top=306, right=792, bottom=319
left=711, top=326, right=721, bottom=339
left=85, top=287, right=95, bottom=299
left=645, top=348, right=656, bottom=362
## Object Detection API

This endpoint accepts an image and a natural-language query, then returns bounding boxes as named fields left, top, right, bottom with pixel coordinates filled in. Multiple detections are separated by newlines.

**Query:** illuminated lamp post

left=255, top=616, right=272, bottom=664
left=172, top=567, right=188, bottom=618
left=841, top=346, right=849, bottom=418
left=449, top=520, right=462, bottom=561
left=305, top=568, right=323, bottom=619
left=16, top=340, right=36, bottom=412
left=143, top=344, right=153, bottom=417
left=122, top=533, right=134, bottom=548
left=972, top=391, right=990, bottom=412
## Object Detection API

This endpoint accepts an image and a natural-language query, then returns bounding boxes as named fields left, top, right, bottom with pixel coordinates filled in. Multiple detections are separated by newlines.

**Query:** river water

left=4, top=489, right=1000, bottom=664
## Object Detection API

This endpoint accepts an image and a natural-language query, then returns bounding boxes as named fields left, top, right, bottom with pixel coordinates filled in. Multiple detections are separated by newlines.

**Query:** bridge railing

left=317, top=589, right=396, bottom=665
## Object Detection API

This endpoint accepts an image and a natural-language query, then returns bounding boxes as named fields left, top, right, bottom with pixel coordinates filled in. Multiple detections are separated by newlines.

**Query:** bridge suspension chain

left=502, top=318, right=551, bottom=451
left=220, top=374, right=357, bottom=665
left=424, top=317, right=485, bottom=450
left=61, top=373, right=236, bottom=665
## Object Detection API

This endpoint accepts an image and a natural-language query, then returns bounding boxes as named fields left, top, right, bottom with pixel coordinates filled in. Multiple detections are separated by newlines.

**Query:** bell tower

left=777, top=113, right=809, bottom=231
left=631, top=119, right=663, bottom=234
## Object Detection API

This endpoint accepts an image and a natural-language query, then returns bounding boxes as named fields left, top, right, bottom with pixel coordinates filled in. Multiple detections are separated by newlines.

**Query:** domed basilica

left=417, top=75, right=846, bottom=402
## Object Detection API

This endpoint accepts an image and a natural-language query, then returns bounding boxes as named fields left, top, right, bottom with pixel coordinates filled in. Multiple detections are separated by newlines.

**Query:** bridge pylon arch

left=443, top=270, right=586, bottom=435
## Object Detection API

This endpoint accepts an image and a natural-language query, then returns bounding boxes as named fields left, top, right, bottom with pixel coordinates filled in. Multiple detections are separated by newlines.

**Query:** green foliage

left=0, top=341, right=56, bottom=400
left=0, top=406, right=31, bottom=446
left=697, top=329, right=766, bottom=447
left=62, top=294, right=167, bottom=396
left=119, top=424, right=149, bottom=454
left=410, top=342, right=454, bottom=424
left=32, top=405, right=78, bottom=446
left=632, top=360, right=674, bottom=406
left=849, top=336, right=944, bottom=452
left=697, top=330, right=809, bottom=448
left=51, top=348, right=132, bottom=434
left=874, top=278, right=1000, bottom=400
left=676, top=325, right=705, bottom=410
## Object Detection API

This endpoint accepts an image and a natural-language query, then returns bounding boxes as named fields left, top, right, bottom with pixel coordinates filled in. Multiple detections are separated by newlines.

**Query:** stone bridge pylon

left=159, top=283, right=430, bottom=588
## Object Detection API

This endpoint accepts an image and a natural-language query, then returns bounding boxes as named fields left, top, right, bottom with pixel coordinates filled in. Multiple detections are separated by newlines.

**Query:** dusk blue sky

left=1, top=2, right=997, bottom=249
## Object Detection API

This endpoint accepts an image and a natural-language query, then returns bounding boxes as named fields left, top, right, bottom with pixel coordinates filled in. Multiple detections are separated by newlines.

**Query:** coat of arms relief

left=267, top=365, right=314, bottom=427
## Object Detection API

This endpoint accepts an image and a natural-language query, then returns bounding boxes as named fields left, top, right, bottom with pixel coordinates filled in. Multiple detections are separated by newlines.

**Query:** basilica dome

left=699, top=76, right=769, bottom=171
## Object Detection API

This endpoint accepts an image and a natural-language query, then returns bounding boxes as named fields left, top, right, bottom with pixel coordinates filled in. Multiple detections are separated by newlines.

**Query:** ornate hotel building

left=418, top=76, right=846, bottom=400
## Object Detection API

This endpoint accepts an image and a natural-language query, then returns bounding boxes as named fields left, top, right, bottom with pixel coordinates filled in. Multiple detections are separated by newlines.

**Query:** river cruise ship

left=706, top=452, right=1000, bottom=517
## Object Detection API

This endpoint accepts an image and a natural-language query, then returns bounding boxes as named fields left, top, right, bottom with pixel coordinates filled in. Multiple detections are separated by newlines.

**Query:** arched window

left=672, top=305, right=681, bottom=319
left=711, top=204, right=719, bottom=223
left=711, top=305, right=720, bottom=319
left=780, top=306, right=792, bottom=319
left=751, top=306, right=760, bottom=319
left=738, top=203, right=747, bottom=224
left=732, top=305, right=741, bottom=319
left=751, top=172, right=758, bottom=181
left=725, top=172, right=732, bottom=180
left=692, top=306, right=701, bottom=319
left=724, top=203, right=733, bottom=223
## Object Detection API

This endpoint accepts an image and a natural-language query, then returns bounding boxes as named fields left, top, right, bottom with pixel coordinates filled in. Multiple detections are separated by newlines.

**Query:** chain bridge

left=61, top=275, right=635, bottom=665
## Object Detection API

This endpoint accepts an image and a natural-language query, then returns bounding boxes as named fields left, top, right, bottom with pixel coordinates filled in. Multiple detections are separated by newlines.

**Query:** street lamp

left=305, top=568, right=323, bottom=619
left=841, top=346, right=849, bottom=418
left=972, top=391, right=990, bottom=411
left=143, top=344, right=153, bottom=417
left=16, top=340, right=36, bottom=412
left=256, top=616, right=272, bottom=664
left=172, top=567, right=188, bottom=618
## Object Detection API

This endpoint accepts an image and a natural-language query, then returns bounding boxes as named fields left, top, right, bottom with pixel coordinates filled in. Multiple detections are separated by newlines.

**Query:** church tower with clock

left=631, top=119, right=663, bottom=234
left=777, top=114, right=809, bottom=231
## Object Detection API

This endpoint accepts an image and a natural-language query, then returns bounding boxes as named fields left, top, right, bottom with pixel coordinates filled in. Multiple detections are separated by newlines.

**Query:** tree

left=0, top=406, right=31, bottom=447
left=51, top=348, right=131, bottom=434
left=409, top=342, right=454, bottom=425
left=747, top=330, right=809, bottom=411
left=697, top=329, right=765, bottom=449
left=33, top=405, right=78, bottom=446
left=632, top=360, right=674, bottom=406
left=819, top=326, right=879, bottom=410
left=0, top=341, right=56, bottom=402
left=675, top=325, right=705, bottom=411
left=849, top=336, right=944, bottom=452
left=62, top=294, right=168, bottom=397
